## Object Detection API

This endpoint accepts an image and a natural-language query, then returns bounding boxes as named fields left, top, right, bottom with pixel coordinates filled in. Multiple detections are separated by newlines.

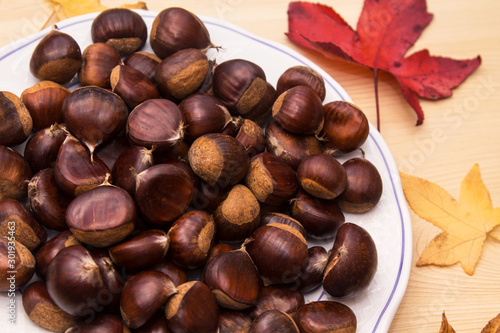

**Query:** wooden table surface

left=1, top=0, right=499, bottom=332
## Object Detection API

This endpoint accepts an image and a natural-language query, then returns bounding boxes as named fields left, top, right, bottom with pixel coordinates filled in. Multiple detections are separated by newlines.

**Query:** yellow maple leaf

left=400, top=164, right=500, bottom=275
left=481, top=313, right=500, bottom=333
left=50, top=0, right=147, bottom=21
left=439, top=312, right=456, bottom=333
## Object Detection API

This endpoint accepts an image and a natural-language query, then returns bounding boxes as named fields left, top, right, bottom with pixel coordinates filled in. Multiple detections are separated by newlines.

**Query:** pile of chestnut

left=0, top=6, right=384, bottom=333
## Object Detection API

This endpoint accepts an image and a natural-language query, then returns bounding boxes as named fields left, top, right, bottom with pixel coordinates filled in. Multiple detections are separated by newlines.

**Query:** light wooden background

left=1, top=0, right=499, bottom=331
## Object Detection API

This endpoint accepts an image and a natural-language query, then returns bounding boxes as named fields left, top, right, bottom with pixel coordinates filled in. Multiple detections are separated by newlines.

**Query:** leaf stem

left=374, top=68, right=380, bottom=132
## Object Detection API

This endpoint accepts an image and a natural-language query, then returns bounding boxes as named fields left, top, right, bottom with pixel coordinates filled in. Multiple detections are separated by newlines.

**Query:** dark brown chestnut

left=91, top=8, right=148, bottom=56
left=294, top=301, right=357, bottom=333
left=62, top=86, right=128, bottom=158
left=153, top=140, right=190, bottom=163
left=29, top=29, right=82, bottom=84
left=149, top=259, right=188, bottom=287
left=219, top=310, right=252, bottom=333
left=259, top=212, right=306, bottom=239
left=0, top=91, right=32, bottom=146
left=123, top=51, right=161, bottom=82
left=165, top=281, right=219, bottom=333
left=78, top=42, right=122, bottom=89
left=89, top=249, right=124, bottom=314
left=0, top=198, right=47, bottom=251
left=213, top=184, right=260, bottom=242
left=0, top=235, right=35, bottom=291
left=337, top=157, right=383, bottom=213
left=35, top=230, right=80, bottom=280
left=65, top=313, right=129, bottom=333
left=135, top=164, right=194, bottom=226
left=235, top=119, right=266, bottom=158
left=245, top=152, right=298, bottom=206
left=120, top=270, right=177, bottom=329
left=205, top=242, right=236, bottom=264
left=188, top=133, right=249, bottom=188
left=323, top=223, right=378, bottom=298
left=321, top=101, right=369, bottom=154
left=131, top=309, right=170, bottom=333
left=22, top=281, right=77, bottom=332
left=108, top=229, right=170, bottom=272
left=290, top=189, right=345, bottom=240
left=21, top=81, right=70, bottom=130
left=0, top=145, right=32, bottom=201
left=202, top=248, right=261, bottom=310
left=179, top=93, right=232, bottom=142
left=265, top=119, right=324, bottom=170
left=293, top=246, right=329, bottom=293
left=111, top=145, right=154, bottom=195
left=24, top=123, right=67, bottom=173
left=127, top=99, right=185, bottom=152
left=249, top=285, right=304, bottom=319
left=297, top=153, right=347, bottom=200
left=191, top=179, right=228, bottom=212
left=150, top=7, right=212, bottom=58
left=276, top=65, right=326, bottom=101
left=249, top=310, right=299, bottom=333
left=110, top=64, right=160, bottom=108
left=272, top=85, right=324, bottom=135
left=167, top=210, right=215, bottom=269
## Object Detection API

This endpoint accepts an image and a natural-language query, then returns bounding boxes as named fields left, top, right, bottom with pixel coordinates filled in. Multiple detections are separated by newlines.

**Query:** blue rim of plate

left=0, top=10, right=412, bottom=333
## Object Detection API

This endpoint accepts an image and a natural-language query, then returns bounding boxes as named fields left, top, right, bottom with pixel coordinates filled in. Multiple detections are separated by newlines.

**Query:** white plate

left=0, top=10, right=412, bottom=333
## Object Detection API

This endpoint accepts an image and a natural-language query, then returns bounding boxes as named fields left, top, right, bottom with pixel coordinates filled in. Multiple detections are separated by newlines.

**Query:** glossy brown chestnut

left=21, top=81, right=70, bottom=130
left=0, top=91, right=32, bottom=146
left=167, top=210, right=215, bottom=269
left=202, top=248, right=261, bottom=310
left=293, top=246, right=329, bottom=293
left=35, top=230, right=80, bottom=280
left=111, top=145, right=154, bottom=195
left=0, top=198, right=47, bottom=251
left=135, top=164, right=194, bottom=225
left=249, top=310, right=299, bottom=333
left=62, top=86, right=128, bottom=157
left=265, top=119, right=324, bottom=170
left=0, top=145, right=32, bottom=201
left=91, top=8, right=148, bottom=56
left=53, top=134, right=110, bottom=197
left=127, top=99, right=185, bottom=152
left=245, top=152, right=298, bottom=206
left=65, top=314, right=129, bottom=333
left=205, top=242, right=236, bottom=264
left=294, top=301, right=357, bottom=333
left=22, top=281, right=77, bottom=332
left=78, top=42, right=122, bottom=89
left=109, top=229, right=170, bottom=272
left=120, top=270, right=177, bottom=329
left=219, top=310, right=252, bottom=333
left=150, top=7, right=212, bottom=58
left=323, top=223, right=378, bottom=298
left=0, top=235, right=35, bottom=291
left=259, top=212, right=306, bottom=239
left=212, top=59, right=267, bottom=116
left=179, top=93, right=232, bottom=142
left=249, top=285, right=304, bottom=319
left=245, top=223, right=308, bottom=285
left=321, top=101, right=369, bottom=154
left=235, top=119, right=266, bottom=158
left=290, top=189, right=345, bottom=240
left=123, top=51, right=161, bottom=82
left=131, top=310, right=170, bottom=333
left=165, top=281, right=219, bottom=333
left=276, top=65, right=326, bottom=101
left=214, top=184, right=260, bottom=242
left=149, top=259, right=188, bottom=287
left=89, top=249, right=124, bottom=313
left=188, top=133, right=249, bottom=188
left=110, top=64, right=160, bottom=108
left=66, top=181, right=137, bottom=247
left=297, top=153, right=347, bottom=200
left=29, top=29, right=82, bottom=84
left=94, top=130, right=130, bottom=171
left=24, top=123, right=67, bottom=173
left=337, top=157, right=383, bottom=213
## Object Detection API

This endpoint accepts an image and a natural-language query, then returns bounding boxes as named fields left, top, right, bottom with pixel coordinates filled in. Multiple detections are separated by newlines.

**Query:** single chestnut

left=249, top=285, right=304, bottom=319
left=323, top=223, right=378, bottom=298
left=149, top=259, right=188, bottom=287
left=219, top=310, right=252, bottom=333
left=120, top=270, right=177, bottom=329
left=294, top=301, right=357, bottom=333
left=110, top=64, right=160, bottom=108
left=214, top=184, right=260, bottom=242
left=321, top=100, right=369, bottom=154
left=259, top=212, right=306, bottom=239
left=293, top=246, right=329, bottom=293
left=249, top=310, right=299, bottom=333
left=111, top=145, right=154, bottom=195
left=108, top=229, right=170, bottom=272
left=29, top=29, right=82, bottom=84
left=21, top=81, right=70, bottom=130
left=165, top=281, right=219, bottom=333
left=0, top=198, right=47, bottom=252
left=123, top=51, right=161, bottom=82
left=65, top=313, right=129, bottom=333
left=35, top=230, right=80, bottom=280
left=337, top=157, right=383, bottom=213
left=131, top=310, right=170, bottom=333
left=202, top=248, right=261, bottom=310
left=276, top=65, right=326, bottom=101
left=22, top=281, right=77, bottom=332
left=167, top=210, right=215, bottom=269
left=245, top=152, right=298, bottom=205
left=91, top=8, right=148, bottom=56
left=188, top=133, right=249, bottom=188
left=150, top=7, right=212, bottom=58
left=235, top=119, right=266, bottom=158
left=23, top=123, right=67, bottom=173
left=0, top=91, right=32, bottom=146
left=127, top=99, right=185, bottom=152
left=0, top=235, right=35, bottom=291
left=135, top=164, right=194, bottom=226
left=0, top=145, right=32, bottom=201
left=78, top=42, right=122, bottom=88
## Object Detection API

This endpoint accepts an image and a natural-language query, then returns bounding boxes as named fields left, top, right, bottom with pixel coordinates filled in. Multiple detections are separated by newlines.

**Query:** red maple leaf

left=286, top=0, right=481, bottom=128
